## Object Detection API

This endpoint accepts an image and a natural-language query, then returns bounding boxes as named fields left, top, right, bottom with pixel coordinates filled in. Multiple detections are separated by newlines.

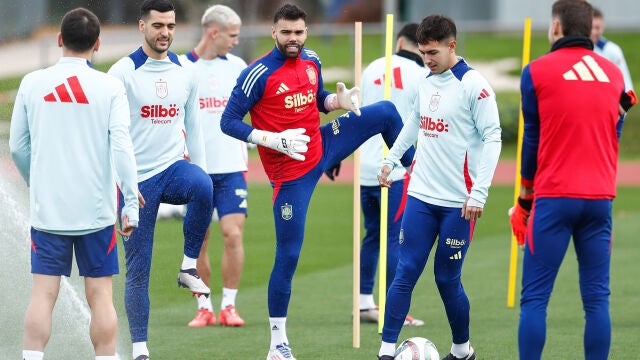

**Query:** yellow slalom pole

left=507, top=17, right=531, bottom=308
left=353, top=21, right=363, bottom=348
left=378, top=13, right=394, bottom=334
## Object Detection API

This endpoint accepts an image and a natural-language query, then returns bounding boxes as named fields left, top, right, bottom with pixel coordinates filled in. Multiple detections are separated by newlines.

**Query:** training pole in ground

left=378, top=13, right=394, bottom=334
left=353, top=20, right=363, bottom=348
left=507, top=17, right=531, bottom=308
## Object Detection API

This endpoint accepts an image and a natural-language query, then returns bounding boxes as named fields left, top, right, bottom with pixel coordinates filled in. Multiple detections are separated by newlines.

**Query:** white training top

left=594, top=37, right=634, bottom=91
left=386, top=57, right=502, bottom=208
left=10, top=57, right=139, bottom=234
left=179, top=52, right=249, bottom=174
left=359, top=53, right=428, bottom=186
left=108, top=48, right=206, bottom=181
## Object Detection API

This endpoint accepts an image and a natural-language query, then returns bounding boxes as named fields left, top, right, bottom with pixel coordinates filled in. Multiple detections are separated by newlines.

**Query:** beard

left=277, top=41, right=303, bottom=58
left=145, top=35, right=173, bottom=54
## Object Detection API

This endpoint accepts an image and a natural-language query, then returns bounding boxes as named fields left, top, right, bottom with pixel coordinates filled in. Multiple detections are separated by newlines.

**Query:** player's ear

left=448, top=39, right=457, bottom=53
left=57, top=32, right=63, bottom=48
left=138, top=19, right=145, bottom=33
left=93, top=37, right=101, bottom=52
left=271, top=25, right=277, bottom=40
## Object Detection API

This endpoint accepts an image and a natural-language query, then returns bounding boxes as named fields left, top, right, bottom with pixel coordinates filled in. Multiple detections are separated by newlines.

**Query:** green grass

left=101, top=184, right=640, bottom=359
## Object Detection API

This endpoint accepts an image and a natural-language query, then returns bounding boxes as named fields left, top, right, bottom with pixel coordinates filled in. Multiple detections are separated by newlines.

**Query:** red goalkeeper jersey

left=221, top=47, right=332, bottom=183
left=520, top=37, right=625, bottom=199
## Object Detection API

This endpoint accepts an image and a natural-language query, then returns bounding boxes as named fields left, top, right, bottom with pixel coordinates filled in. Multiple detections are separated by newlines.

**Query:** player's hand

left=377, top=164, right=393, bottom=188
left=461, top=198, right=483, bottom=221
left=336, top=82, right=361, bottom=116
left=249, top=128, right=310, bottom=161
left=324, top=162, right=341, bottom=181
left=509, top=196, right=533, bottom=246
left=619, top=89, right=637, bottom=115
left=118, top=214, right=137, bottom=237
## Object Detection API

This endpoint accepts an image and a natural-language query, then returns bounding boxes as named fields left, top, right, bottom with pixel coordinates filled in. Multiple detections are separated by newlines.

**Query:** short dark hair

left=60, top=7, right=100, bottom=52
left=416, top=14, right=457, bottom=45
left=397, top=23, right=419, bottom=46
left=552, top=0, right=593, bottom=37
left=273, top=3, right=306, bottom=23
left=592, top=6, right=603, bottom=19
left=140, top=0, right=175, bottom=19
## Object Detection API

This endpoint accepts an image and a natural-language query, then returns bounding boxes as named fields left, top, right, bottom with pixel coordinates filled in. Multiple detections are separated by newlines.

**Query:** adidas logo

left=43, top=76, right=89, bottom=104
left=276, top=83, right=290, bottom=95
left=271, top=325, right=279, bottom=331
left=562, top=55, right=610, bottom=83
left=477, top=88, right=490, bottom=100
left=449, top=250, right=462, bottom=260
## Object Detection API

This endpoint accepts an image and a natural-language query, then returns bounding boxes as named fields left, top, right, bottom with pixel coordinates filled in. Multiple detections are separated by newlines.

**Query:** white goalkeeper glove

left=325, top=82, right=361, bottom=116
left=248, top=128, right=310, bottom=161
left=336, top=82, right=361, bottom=116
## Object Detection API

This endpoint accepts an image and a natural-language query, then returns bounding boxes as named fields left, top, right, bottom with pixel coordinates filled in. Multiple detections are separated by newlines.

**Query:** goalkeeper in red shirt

left=510, top=1, right=636, bottom=359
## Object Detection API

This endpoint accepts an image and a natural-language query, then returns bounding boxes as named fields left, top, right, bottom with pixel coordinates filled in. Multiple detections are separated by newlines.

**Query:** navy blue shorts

left=30, top=225, right=118, bottom=277
left=211, top=171, right=248, bottom=218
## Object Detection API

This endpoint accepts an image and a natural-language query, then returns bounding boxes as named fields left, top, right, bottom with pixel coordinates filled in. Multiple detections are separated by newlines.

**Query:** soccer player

left=180, top=4, right=249, bottom=328
left=107, top=0, right=214, bottom=358
left=357, top=23, right=427, bottom=327
left=591, top=7, right=634, bottom=91
left=220, top=4, right=415, bottom=359
left=9, top=8, right=140, bottom=360
left=510, top=1, right=635, bottom=359
left=376, top=14, right=502, bottom=360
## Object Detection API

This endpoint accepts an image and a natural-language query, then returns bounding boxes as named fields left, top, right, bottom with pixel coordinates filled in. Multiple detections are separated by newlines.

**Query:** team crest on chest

left=281, top=203, right=293, bottom=220
left=155, top=79, right=168, bottom=99
left=429, top=93, right=441, bottom=112
left=306, top=66, right=317, bottom=85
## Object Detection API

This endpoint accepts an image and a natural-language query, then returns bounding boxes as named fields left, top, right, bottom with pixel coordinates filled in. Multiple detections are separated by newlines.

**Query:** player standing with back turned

left=10, top=8, right=141, bottom=360
left=511, top=1, right=636, bottom=359
left=357, top=22, right=426, bottom=327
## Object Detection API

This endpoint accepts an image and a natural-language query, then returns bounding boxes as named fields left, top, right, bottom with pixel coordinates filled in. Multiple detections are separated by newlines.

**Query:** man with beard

left=220, top=4, right=415, bottom=359
left=107, top=0, right=214, bottom=358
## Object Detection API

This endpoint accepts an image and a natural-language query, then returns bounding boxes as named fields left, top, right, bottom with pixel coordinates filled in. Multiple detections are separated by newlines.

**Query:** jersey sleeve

left=467, top=72, right=502, bottom=206
left=183, top=67, right=207, bottom=171
left=519, top=64, right=540, bottom=187
left=9, top=76, right=32, bottom=185
left=107, top=78, right=140, bottom=225
left=386, top=93, right=420, bottom=168
left=312, top=56, right=332, bottom=114
left=220, top=65, right=265, bottom=141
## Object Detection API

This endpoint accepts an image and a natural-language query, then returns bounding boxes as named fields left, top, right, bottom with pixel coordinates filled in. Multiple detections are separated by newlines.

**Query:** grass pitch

left=109, top=184, right=640, bottom=359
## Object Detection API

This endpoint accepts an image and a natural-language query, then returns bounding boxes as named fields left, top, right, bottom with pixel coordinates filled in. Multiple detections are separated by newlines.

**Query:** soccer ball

left=394, top=337, right=440, bottom=360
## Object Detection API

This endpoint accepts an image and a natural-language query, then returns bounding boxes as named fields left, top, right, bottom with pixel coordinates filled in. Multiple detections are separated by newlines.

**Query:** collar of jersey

left=128, top=46, right=182, bottom=70
left=186, top=49, right=227, bottom=63
left=396, top=49, right=424, bottom=67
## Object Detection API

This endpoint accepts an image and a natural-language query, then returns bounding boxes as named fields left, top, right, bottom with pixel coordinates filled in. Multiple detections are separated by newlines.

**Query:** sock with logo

left=197, top=293, right=213, bottom=312
left=221, top=287, right=238, bottom=309
left=269, top=317, right=288, bottom=348
left=22, top=350, right=44, bottom=360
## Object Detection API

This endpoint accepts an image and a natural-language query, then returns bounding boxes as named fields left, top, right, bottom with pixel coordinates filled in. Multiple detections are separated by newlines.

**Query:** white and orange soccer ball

left=394, top=337, right=440, bottom=360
